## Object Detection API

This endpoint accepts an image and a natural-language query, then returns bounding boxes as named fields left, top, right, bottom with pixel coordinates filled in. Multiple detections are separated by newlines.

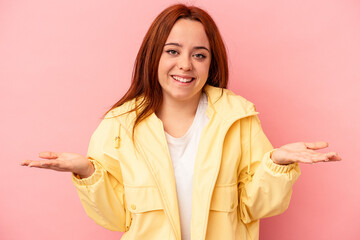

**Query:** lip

left=171, top=74, right=195, bottom=79
left=171, top=75, right=195, bottom=84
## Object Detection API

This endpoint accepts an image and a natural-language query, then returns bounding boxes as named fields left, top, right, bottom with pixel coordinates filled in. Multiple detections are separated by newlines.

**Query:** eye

left=193, top=53, right=206, bottom=59
left=165, top=49, right=178, bottom=55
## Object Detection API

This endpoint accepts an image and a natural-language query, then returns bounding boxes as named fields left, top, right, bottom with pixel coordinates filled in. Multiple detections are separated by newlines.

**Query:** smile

left=171, top=75, right=195, bottom=83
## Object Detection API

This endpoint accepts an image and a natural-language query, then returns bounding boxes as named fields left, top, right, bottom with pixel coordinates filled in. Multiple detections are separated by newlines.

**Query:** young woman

left=21, top=4, right=341, bottom=240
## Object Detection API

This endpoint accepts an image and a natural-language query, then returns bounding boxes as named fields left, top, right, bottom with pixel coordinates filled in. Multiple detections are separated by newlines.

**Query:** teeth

left=172, top=75, right=193, bottom=83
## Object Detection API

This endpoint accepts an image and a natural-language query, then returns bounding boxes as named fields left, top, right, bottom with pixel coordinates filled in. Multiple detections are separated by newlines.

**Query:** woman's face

left=157, top=19, right=211, bottom=103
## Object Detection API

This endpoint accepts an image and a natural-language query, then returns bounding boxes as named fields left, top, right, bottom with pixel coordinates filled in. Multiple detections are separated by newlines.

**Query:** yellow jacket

left=72, top=84, right=301, bottom=240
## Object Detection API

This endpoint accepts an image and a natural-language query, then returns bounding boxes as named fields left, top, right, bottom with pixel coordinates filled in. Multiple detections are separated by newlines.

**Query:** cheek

left=198, top=62, right=211, bottom=78
left=158, top=57, right=175, bottom=75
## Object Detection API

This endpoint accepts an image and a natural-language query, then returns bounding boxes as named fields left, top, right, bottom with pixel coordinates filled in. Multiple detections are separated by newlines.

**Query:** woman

left=21, top=4, right=341, bottom=240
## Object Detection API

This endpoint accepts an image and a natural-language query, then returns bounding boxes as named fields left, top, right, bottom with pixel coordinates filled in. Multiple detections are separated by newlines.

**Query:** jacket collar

left=106, top=84, right=258, bottom=240
left=203, top=84, right=259, bottom=120
left=106, top=84, right=259, bottom=127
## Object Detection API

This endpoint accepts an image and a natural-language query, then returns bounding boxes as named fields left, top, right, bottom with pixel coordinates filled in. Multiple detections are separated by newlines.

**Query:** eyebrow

left=164, top=42, right=210, bottom=53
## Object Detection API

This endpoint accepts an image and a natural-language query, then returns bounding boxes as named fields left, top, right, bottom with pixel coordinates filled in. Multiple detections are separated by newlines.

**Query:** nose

left=178, top=55, right=192, bottom=71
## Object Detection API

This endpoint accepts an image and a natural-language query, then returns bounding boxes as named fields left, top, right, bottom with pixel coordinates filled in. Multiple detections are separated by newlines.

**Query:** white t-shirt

left=165, top=92, right=209, bottom=240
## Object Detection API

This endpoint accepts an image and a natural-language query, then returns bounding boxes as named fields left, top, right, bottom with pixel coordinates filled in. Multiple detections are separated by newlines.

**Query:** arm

left=237, top=114, right=301, bottom=224
left=72, top=117, right=130, bottom=232
left=20, top=114, right=130, bottom=231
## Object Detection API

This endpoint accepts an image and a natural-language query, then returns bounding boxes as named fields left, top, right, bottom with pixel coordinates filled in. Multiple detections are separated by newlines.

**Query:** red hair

left=105, top=4, right=228, bottom=139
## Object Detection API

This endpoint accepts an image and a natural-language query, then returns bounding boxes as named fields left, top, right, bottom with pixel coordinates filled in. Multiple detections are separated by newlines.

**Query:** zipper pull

left=114, top=122, right=121, bottom=148
left=114, top=136, right=120, bottom=148
left=246, top=169, right=254, bottom=181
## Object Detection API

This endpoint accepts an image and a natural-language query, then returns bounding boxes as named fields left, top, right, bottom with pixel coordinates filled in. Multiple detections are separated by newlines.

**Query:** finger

left=304, top=141, right=329, bottom=150
left=20, top=160, right=32, bottom=166
left=32, top=160, right=59, bottom=168
left=21, top=160, right=44, bottom=166
left=303, top=152, right=328, bottom=162
left=315, top=152, right=340, bottom=162
left=38, top=151, right=59, bottom=159
left=293, top=151, right=329, bottom=164
left=325, top=152, right=342, bottom=161
left=299, top=152, right=341, bottom=164
left=301, top=148, right=342, bottom=161
left=27, top=161, right=48, bottom=168
left=28, top=159, right=70, bottom=171
left=299, top=152, right=327, bottom=164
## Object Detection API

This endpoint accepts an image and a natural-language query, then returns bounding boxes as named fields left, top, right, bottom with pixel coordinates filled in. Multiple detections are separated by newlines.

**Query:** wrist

left=76, top=161, right=95, bottom=179
left=270, top=149, right=289, bottom=166
left=270, top=149, right=276, bottom=162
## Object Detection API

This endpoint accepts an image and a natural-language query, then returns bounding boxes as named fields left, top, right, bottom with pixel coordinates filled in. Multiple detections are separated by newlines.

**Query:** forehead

left=165, top=19, right=210, bottom=48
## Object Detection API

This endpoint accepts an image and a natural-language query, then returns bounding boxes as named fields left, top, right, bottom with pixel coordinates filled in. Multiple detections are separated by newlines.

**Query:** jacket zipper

left=200, top=113, right=258, bottom=240
left=115, top=112, right=259, bottom=240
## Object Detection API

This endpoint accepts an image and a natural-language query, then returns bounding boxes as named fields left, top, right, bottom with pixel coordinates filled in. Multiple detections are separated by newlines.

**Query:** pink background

left=1, top=0, right=359, bottom=239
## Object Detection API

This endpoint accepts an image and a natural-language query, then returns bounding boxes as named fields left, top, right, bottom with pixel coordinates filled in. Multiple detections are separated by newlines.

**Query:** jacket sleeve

left=237, top=111, right=301, bottom=224
left=71, top=117, right=130, bottom=232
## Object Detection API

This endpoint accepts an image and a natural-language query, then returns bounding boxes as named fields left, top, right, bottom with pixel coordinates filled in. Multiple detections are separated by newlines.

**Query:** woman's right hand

left=21, top=152, right=95, bottom=178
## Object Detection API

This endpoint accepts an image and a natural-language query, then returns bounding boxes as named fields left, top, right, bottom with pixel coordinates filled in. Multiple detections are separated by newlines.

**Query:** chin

left=169, top=90, right=201, bottom=102
left=170, top=93, right=191, bottom=101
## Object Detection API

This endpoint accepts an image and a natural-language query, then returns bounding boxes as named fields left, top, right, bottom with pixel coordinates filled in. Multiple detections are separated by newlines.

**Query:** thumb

left=38, top=151, right=59, bottom=159
left=304, top=141, right=329, bottom=150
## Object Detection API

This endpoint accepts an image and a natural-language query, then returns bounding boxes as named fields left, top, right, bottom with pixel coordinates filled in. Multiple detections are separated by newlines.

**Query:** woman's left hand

left=271, top=141, right=342, bottom=165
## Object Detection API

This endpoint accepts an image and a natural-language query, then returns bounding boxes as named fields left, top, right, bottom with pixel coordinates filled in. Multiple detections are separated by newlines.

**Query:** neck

left=156, top=92, right=202, bottom=122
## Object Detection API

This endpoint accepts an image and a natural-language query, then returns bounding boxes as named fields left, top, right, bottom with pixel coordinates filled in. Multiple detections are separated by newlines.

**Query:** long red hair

left=104, top=4, right=228, bottom=139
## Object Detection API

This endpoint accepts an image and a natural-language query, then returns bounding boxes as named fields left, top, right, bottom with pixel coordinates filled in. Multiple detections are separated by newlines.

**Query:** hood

left=105, top=84, right=259, bottom=130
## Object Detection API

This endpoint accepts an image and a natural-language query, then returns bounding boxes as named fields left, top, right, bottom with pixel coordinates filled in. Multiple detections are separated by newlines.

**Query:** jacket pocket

left=210, top=184, right=239, bottom=212
left=125, top=186, right=163, bottom=213
left=207, top=184, right=239, bottom=240
left=123, top=185, right=171, bottom=240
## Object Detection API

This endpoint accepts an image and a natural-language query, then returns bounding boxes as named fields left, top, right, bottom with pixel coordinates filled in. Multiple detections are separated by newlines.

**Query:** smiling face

left=157, top=18, right=211, bottom=104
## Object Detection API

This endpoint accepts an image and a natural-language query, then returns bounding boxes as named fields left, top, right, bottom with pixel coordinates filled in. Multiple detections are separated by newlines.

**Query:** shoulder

left=103, top=98, right=138, bottom=120
left=101, top=98, right=140, bottom=133
left=204, top=85, right=257, bottom=118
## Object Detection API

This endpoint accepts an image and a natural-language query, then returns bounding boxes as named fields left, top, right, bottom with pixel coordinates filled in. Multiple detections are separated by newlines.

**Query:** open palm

left=271, top=141, right=342, bottom=165
left=21, top=151, right=94, bottom=178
